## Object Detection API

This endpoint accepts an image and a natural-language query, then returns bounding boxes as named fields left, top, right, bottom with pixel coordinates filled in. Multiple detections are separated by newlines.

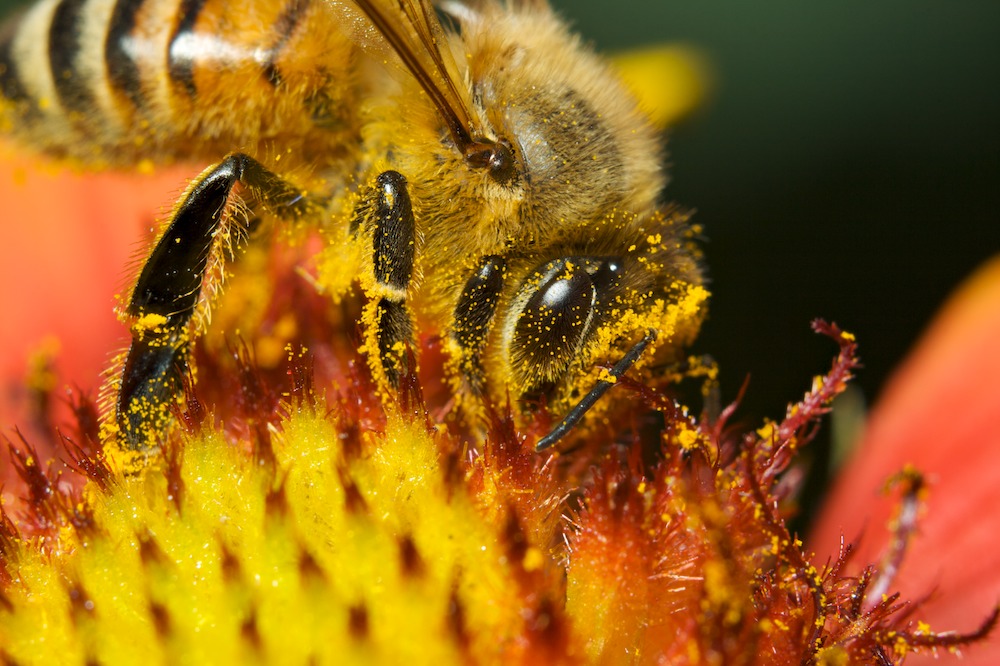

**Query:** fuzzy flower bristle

left=0, top=322, right=995, bottom=665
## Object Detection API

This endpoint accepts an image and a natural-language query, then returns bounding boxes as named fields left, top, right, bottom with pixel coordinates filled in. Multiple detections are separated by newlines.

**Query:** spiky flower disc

left=0, top=323, right=994, bottom=665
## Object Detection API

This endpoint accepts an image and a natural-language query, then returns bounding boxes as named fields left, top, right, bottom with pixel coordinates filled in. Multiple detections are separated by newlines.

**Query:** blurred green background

left=556, top=0, right=1000, bottom=429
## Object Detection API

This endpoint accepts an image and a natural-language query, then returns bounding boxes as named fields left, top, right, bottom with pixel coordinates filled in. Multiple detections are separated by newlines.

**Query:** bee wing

left=331, top=0, right=479, bottom=152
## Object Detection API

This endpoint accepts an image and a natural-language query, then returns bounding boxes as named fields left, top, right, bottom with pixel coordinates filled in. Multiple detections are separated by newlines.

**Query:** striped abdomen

left=0, top=0, right=359, bottom=166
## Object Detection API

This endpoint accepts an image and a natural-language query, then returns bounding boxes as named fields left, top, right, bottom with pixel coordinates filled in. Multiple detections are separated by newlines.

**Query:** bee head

left=490, top=207, right=707, bottom=427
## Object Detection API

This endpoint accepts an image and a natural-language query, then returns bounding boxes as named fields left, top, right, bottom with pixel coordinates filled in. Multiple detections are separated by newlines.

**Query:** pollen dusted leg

left=450, top=255, right=507, bottom=394
left=116, top=152, right=314, bottom=450
left=363, top=170, right=417, bottom=386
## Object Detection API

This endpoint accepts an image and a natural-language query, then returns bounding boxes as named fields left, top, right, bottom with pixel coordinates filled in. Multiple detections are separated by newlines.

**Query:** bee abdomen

left=0, top=0, right=139, bottom=153
left=0, top=0, right=355, bottom=165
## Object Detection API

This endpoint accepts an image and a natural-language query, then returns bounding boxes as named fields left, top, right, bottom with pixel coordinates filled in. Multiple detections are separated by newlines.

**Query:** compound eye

left=512, top=265, right=597, bottom=382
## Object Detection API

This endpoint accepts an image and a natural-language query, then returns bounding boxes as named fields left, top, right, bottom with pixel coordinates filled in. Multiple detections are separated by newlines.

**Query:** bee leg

left=451, top=255, right=507, bottom=393
left=117, top=153, right=313, bottom=450
left=535, top=330, right=657, bottom=452
left=366, top=171, right=416, bottom=386
left=373, top=298, right=414, bottom=387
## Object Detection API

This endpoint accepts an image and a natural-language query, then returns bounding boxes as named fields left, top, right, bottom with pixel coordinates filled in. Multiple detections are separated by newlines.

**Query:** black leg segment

left=451, top=255, right=506, bottom=393
left=376, top=297, right=415, bottom=386
left=372, top=170, right=415, bottom=294
left=116, top=332, right=187, bottom=451
left=359, top=170, right=418, bottom=387
left=116, top=152, right=312, bottom=450
left=128, top=159, right=239, bottom=321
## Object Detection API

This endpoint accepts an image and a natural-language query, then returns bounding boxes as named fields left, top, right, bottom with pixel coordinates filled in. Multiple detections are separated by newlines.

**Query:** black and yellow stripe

left=0, top=0, right=355, bottom=165
left=104, top=0, right=147, bottom=114
left=261, top=0, right=311, bottom=87
left=0, top=14, right=33, bottom=112
left=166, top=0, right=206, bottom=97
left=48, top=0, right=95, bottom=115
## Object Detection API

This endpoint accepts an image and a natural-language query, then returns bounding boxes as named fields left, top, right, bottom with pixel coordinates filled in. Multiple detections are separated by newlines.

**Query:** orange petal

left=811, top=257, right=1000, bottom=661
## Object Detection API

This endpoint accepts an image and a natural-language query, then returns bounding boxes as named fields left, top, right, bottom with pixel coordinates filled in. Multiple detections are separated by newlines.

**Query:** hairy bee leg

left=451, top=255, right=507, bottom=393
left=535, top=330, right=657, bottom=452
left=374, top=297, right=414, bottom=386
left=367, top=170, right=416, bottom=386
left=117, top=152, right=313, bottom=450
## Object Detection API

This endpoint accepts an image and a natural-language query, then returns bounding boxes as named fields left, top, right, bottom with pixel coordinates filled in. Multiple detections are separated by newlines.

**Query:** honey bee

left=0, top=0, right=706, bottom=452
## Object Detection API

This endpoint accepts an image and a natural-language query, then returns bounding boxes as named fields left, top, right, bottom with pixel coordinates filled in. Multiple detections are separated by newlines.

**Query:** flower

left=1, top=49, right=995, bottom=666
left=2, top=184, right=997, bottom=662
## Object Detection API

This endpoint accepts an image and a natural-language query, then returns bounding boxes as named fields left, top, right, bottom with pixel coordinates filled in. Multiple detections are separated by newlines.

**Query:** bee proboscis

left=0, top=0, right=707, bottom=452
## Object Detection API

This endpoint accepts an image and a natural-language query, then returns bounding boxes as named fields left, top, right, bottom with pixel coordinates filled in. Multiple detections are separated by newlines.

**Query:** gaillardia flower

left=0, top=29, right=995, bottom=666
left=2, top=223, right=998, bottom=664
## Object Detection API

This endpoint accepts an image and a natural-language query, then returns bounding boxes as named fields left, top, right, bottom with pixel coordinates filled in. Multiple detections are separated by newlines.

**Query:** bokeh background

left=557, top=0, right=1000, bottom=430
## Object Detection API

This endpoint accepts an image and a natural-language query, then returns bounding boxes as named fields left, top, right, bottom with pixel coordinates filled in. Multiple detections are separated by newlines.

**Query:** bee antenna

left=535, top=329, right=657, bottom=452
left=351, top=0, right=475, bottom=151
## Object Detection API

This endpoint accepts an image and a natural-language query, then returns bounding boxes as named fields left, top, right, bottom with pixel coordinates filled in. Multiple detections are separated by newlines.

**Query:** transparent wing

left=328, top=0, right=479, bottom=152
